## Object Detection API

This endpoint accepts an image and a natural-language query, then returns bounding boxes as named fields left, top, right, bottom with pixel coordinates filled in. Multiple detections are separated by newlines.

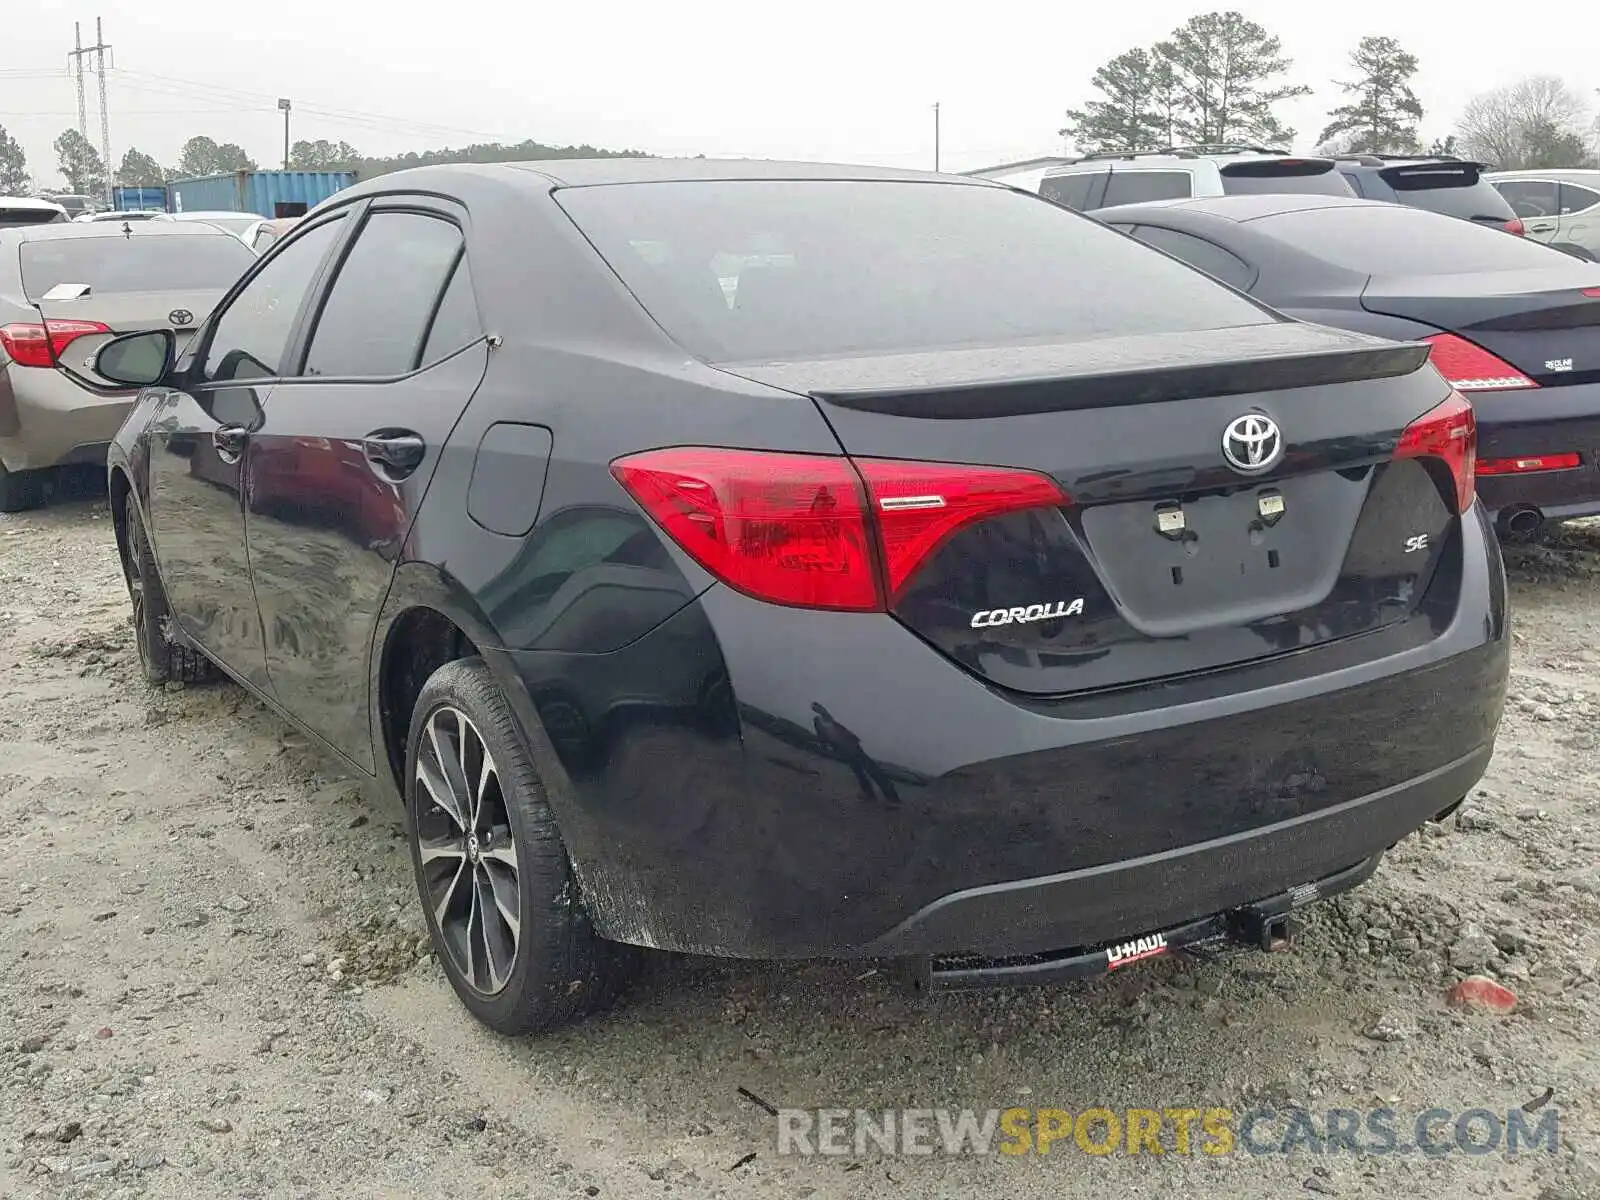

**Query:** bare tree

left=1455, top=76, right=1597, bottom=169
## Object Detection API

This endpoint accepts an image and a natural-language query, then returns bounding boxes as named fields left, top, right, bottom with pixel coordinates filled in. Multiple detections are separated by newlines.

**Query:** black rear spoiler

left=809, top=342, right=1431, bottom=420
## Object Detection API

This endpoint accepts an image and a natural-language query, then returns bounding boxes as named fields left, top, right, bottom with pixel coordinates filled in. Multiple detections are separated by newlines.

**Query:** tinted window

left=1379, top=166, right=1516, bottom=221
left=21, top=234, right=255, bottom=300
left=1220, top=162, right=1355, bottom=197
left=1102, top=171, right=1192, bottom=206
left=203, top=217, right=345, bottom=384
left=1257, top=204, right=1579, bottom=275
left=556, top=180, right=1270, bottom=362
left=418, top=256, right=482, bottom=366
left=1561, top=183, right=1600, bottom=214
left=1039, top=172, right=1099, bottom=210
left=0, top=208, right=68, bottom=229
left=1496, top=180, right=1560, bottom=219
left=302, top=212, right=464, bottom=378
left=1130, top=226, right=1256, bottom=290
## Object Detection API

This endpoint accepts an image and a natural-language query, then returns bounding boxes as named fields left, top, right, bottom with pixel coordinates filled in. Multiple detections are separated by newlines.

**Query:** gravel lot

left=1, top=490, right=1597, bottom=1200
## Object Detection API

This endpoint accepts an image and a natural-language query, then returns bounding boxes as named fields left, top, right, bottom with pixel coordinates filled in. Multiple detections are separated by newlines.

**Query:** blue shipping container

left=168, top=170, right=357, bottom=218
left=110, top=185, right=168, bottom=211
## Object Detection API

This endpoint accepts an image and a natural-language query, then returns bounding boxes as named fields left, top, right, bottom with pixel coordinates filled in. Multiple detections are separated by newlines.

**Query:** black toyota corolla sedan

left=1091, top=192, right=1600, bottom=538
left=91, top=160, right=1507, bottom=1034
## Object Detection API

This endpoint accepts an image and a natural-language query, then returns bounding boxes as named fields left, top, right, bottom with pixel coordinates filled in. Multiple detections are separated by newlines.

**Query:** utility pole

left=278, top=98, right=291, bottom=169
left=67, top=20, right=114, bottom=205
left=933, top=102, right=941, bottom=172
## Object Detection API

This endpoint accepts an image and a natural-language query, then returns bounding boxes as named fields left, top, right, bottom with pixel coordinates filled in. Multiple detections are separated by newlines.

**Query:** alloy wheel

left=414, top=705, right=521, bottom=995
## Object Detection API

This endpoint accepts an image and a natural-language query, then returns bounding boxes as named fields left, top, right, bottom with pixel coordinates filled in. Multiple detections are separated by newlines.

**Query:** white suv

left=1038, top=146, right=1355, bottom=211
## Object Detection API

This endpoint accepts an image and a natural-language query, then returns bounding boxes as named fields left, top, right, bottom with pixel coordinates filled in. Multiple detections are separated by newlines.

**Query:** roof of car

left=1333, top=155, right=1491, bottom=170
left=1096, top=193, right=1385, bottom=223
left=1485, top=167, right=1600, bottom=181
left=0, top=196, right=68, bottom=212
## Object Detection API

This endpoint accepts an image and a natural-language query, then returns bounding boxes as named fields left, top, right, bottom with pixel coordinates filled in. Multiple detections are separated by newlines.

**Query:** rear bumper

left=0, top=365, right=134, bottom=472
left=1473, top=381, right=1600, bottom=521
left=486, top=509, right=1508, bottom=961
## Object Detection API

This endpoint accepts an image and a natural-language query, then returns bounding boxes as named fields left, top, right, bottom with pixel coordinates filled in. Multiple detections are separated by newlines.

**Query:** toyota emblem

left=1221, top=414, right=1283, bottom=474
left=168, top=309, right=194, bottom=326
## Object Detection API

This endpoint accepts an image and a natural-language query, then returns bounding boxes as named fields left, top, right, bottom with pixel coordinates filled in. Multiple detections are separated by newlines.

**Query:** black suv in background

left=1332, top=156, right=1524, bottom=235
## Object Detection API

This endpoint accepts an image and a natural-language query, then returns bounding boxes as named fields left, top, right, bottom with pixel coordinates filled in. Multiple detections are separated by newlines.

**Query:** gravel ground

left=0, top=491, right=1597, bottom=1200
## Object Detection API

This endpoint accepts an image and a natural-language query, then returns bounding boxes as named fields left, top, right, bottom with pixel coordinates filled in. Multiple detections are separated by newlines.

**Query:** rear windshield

left=1256, top=203, right=1577, bottom=275
left=1378, top=165, right=1516, bottom=221
left=20, top=234, right=255, bottom=300
left=0, top=208, right=68, bottom=228
left=1221, top=160, right=1355, bottom=197
left=555, top=180, right=1273, bottom=362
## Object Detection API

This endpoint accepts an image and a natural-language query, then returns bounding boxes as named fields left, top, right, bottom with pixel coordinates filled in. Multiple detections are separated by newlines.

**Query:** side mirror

left=93, top=328, right=175, bottom=388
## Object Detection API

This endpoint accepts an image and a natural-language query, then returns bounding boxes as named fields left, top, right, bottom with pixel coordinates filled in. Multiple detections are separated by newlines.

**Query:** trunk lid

left=724, top=322, right=1461, bottom=698
left=34, top=290, right=221, bottom=386
left=1362, top=267, right=1600, bottom=386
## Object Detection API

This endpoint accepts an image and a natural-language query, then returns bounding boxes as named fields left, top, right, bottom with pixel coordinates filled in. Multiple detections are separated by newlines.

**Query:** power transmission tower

left=66, top=19, right=114, bottom=203
left=69, top=23, right=88, bottom=144
left=94, top=19, right=114, bottom=205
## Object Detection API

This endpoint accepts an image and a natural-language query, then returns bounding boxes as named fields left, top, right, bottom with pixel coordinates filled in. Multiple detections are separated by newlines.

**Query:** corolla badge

left=1221, top=413, right=1283, bottom=475
left=168, top=309, right=194, bottom=326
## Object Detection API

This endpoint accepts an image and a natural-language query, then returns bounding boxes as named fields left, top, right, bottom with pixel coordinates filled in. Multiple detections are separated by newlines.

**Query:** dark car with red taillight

left=98, top=160, right=1506, bottom=1035
left=1096, top=192, right=1600, bottom=538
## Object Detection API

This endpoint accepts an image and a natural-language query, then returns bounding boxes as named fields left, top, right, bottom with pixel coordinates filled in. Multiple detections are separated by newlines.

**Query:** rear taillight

left=1421, top=333, right=1537, bottom=392
left=1478, top=453, right=1581, bottom=476
left=610, top=447, right=1070, bottom=611
left=1504, top=218, right=1526, bottom=236
left=0, top=319, right=111, bottom=369
left=1395, top=392, right=1477, bottom=513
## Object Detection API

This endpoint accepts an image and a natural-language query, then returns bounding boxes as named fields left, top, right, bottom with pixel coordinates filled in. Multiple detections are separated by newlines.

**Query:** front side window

left=202, top=216, right=346, bottom=385
left=301, top=211, right=464, bottom=378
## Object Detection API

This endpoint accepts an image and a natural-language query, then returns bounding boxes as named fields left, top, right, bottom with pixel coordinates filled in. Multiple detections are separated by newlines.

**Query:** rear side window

left=418, top=256, right=483, bottom=366
left=1, top=208, right=68, bottom=229
left=302, top=212, right=464, bottom=378
left=1102, top=171, right=1192, bottom=206
left=556, top=179, right=1274, bottom=363
left=1496, top=179, right=1560, bottom=218
left=1379, top=165, right=1516, bottom=221
left=20, top=234, right=255, bottom=300
left=1256, top=204, right=1580, bottom=275
left=1129, top=226, right=1257, bottom=291
left=1221, top=161, right=1355, bottom=198
left=1039, top=172, right=1099, bottom=210
left=1340, top=172, right=1366, bottom=197
left=1561, top=183, right=1600, bottom=214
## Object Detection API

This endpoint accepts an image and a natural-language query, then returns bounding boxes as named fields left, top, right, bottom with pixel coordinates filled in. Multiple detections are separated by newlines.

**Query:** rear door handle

left=1528, top=222, right=1558, bottom=233
left=362, top=430, right=427, bottom=478
left=213, top=425, right=248, bottom=462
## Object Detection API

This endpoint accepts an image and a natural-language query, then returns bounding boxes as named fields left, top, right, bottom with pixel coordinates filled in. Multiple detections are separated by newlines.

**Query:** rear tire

left=405, top=657, right=636, bottom=1035
left=121, top=492, right=216, bottom=685
left=0, top=463, right=46, bottom=513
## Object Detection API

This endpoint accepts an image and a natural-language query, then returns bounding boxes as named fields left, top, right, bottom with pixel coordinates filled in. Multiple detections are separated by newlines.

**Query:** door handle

left=362, top=430, right=427, bottom=477
left=213, top=425, right=248, bottom=462
left=1528, top=222, right=1558, bottom=233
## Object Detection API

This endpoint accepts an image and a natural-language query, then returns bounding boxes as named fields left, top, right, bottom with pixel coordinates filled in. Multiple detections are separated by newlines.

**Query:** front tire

left=121, top=492, right=215, bottom=685
left=405, top=658, right=634, bottom=1035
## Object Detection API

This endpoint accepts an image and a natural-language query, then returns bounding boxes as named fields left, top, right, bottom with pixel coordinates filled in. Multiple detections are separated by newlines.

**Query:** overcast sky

left=5, top=0, right=1598, bottom=189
